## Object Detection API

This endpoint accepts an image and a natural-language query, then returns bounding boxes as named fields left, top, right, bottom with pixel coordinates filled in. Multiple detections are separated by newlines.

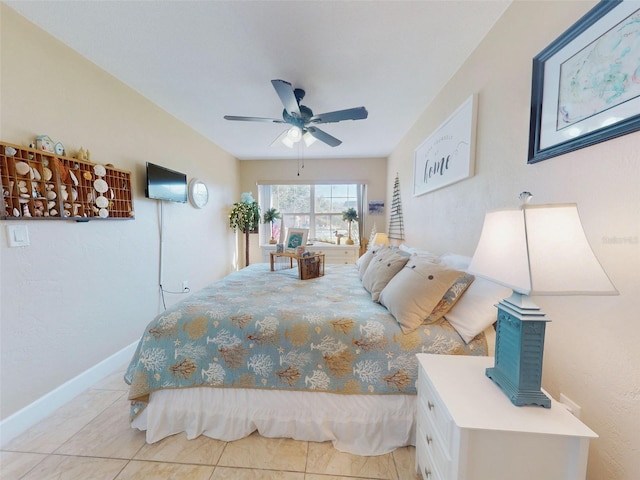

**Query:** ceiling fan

left=224, top=79, right=368, bottom=148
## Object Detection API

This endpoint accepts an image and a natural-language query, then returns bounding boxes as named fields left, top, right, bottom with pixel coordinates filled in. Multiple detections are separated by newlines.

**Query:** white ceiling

left=7, top=0, right=510, bottom=160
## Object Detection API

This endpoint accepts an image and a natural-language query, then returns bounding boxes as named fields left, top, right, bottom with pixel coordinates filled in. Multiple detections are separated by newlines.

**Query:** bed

left=125, top=247, right=504, bottom=455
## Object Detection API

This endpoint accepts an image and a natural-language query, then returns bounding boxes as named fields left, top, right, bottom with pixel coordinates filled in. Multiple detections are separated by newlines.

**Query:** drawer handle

left=426, top=434, right=433, bottom=445
left=427, top=401, right=435, bottom=411
left=424, top=467, right=432, bottom=478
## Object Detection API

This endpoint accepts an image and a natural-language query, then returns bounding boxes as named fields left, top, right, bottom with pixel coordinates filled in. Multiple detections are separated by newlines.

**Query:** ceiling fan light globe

left=303, top=131, right=317, bottom=147
left=286, top=126, right=302, bottom=142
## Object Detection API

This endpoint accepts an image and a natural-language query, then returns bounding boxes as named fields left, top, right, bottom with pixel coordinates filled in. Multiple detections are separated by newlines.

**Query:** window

left=259, top=183, right=363, bottom=245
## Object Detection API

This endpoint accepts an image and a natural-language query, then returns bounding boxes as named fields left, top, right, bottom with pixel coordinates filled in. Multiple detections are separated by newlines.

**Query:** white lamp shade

left=371, top=233, right=390, bottom=246
left=468, top=204, right=617, bottom=296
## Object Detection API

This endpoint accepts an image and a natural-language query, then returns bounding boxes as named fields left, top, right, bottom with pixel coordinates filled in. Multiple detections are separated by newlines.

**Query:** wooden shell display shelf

left=1, top=141, right=134, bottom=220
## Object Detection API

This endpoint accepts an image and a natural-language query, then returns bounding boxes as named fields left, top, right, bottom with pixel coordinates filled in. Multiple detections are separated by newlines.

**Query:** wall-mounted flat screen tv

left=145, top=162, right=187, bottom=203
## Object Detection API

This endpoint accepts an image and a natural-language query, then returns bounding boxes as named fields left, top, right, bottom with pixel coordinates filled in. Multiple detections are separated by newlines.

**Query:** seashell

left=47, top=201, right=56, bottom=209
left=15, top=161, right=30, bottom=175
left=71, top=189, right=78, bottom=201
left=32, top=167, right=41, bottom=181
left=64, top=202, right=72, bottom=209
left=61, top=190, right=69, bottom=201
left=86, top=192, right=94, bottom=203
left=19, top=197, right=29, bottom=203
left=109, top=188, right=114, bottom=199
left=44, top=211, right=50, bottom=217
left=98, top=208, right=109, bottom=218
left=19, top=186, right=28, bottom=194
left=94, top=164, right=106, bottom=177
left=49, top=209, right=58, bottom=216
left=43, top=167, right=53, bottom=181
left=23, top=204, right=32, bottom=217
left=95, top=196, right=108, bottom=208
left=46, top=191, right=57, bottom=200
left=34, top=200, right=44, bottom=208
left=18, top=180, right=27, bottom=187
left=19, top=193, right=30, bottom=199
left=4, top=146, right=17, bottom=156
left=94, top=179, right=108, bottom=193
left=13, top=207, right=20, bottom=217
left=63, top=210, right=71, bottom=217
left=83, top=171, right=92, bottom=181
left=42, top=158, right=49, bottom=167
left=69, top=171, right=78, bottom=186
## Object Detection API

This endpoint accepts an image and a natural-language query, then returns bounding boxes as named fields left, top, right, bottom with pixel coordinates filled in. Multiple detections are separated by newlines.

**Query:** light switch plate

left=6, top=224, right=30, bottom=247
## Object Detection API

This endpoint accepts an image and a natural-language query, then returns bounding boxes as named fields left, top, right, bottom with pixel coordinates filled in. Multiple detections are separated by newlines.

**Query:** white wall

left=239, top=157, right=387, bottom=266
left=0, top=5, right=239, bottom=420
left=387, top=2, right=639, bottom=479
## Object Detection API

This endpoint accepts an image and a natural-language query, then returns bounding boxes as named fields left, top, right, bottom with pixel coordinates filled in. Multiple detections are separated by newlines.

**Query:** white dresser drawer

left=416, top=423, right=445, bottom=480
left=418, top=368, right=453, bottom=449
left=417, top=400, right=452, bottom=480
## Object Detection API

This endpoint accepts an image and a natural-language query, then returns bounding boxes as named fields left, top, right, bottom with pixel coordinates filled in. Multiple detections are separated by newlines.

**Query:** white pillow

left=444, top=276, right=511, bottom=343
left=361, top=247, right=409, bottom=302
left=439, top=253, right=472, bottom=271
left=398, top=244, right=441, bottom=263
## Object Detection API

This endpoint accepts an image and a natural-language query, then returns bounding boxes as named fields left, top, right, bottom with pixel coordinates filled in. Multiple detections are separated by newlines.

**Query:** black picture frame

left=528, top=0, right=640, bottom=164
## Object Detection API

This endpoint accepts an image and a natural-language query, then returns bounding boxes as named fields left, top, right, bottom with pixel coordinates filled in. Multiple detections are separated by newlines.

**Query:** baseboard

left=0, top=341, right=138, bottom=448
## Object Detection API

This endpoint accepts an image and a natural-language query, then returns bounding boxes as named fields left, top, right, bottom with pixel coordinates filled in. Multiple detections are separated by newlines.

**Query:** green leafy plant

left=229, top=193, right=261, bottom=266
left=342, top=208, right=358, bottom=245
left=263, top=207, right=281, bottom=243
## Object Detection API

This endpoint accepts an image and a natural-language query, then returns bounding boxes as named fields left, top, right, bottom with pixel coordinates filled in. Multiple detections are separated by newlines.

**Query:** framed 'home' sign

left=413, top=94, right=477, bottom=196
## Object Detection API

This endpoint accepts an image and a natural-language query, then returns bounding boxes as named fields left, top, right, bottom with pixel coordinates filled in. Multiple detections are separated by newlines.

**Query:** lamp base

left=486, top=366, right=551, bottom=408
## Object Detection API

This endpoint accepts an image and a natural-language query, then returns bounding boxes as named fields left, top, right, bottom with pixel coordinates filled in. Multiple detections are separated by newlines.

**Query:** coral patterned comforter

left=125, top=263, right=488, bottom=418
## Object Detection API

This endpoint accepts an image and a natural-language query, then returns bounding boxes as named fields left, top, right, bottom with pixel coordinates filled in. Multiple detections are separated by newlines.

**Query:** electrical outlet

left=559, top=393, right=582, bottom=419
left=182, top=280, right=189, bottom=292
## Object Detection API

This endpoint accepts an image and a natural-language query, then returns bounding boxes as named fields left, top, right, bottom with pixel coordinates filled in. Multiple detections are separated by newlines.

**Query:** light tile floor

left=1, top=366, right=419, bottom=479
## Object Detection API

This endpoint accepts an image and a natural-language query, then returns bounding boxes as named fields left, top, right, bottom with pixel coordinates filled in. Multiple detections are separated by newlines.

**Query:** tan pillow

left=361, top=247, right=409, bottom=302
left=356, top=245, right=385, bottom=280
left=379, top=258, right=468, bottom=334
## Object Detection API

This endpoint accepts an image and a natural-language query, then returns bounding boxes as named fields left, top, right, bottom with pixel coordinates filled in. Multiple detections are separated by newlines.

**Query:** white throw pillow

left=444, top=276, right=511, bottom=343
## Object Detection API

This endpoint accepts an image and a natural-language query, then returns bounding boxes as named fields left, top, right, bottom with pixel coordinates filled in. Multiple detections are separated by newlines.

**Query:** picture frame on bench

left=285, top=228, right=308, bottom=252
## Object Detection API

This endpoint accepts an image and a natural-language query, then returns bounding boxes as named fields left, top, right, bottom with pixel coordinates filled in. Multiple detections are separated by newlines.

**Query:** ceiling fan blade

left=309, top=106, right=368, bottom=124
left=307, top=126, right=342, bottom=147
left=224, top=115, right=286, bottom=123
left=271, top=79, right=301, bottom=117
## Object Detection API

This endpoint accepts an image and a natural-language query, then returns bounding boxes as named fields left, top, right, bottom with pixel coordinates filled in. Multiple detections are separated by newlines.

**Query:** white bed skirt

left=132, top=388, right=417, bottom=456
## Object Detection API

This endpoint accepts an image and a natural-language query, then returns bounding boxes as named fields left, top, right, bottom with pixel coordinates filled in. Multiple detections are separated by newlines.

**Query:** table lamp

left=371, top=232, right=390, bottom=247
left=468, top=192, right=617, bottom=408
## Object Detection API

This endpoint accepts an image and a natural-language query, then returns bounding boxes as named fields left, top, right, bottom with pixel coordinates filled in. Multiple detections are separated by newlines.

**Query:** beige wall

left=0, top=5, right=239, bottom=419
left=239, top=157, right=387, bottom=266
left=388, top=2, right=639, bottom=479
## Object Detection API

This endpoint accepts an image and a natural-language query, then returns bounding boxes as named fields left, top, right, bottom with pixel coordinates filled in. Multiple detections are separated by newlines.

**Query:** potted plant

left=342, top=207, right=358, bottom=245
left=229, top=192, right=261, bottom=267
left=263, top=207, right=281, bottom=244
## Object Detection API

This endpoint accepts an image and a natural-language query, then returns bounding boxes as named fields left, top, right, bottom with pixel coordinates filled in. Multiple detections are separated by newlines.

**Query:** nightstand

left=415, top=354, right=597, bottom=480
